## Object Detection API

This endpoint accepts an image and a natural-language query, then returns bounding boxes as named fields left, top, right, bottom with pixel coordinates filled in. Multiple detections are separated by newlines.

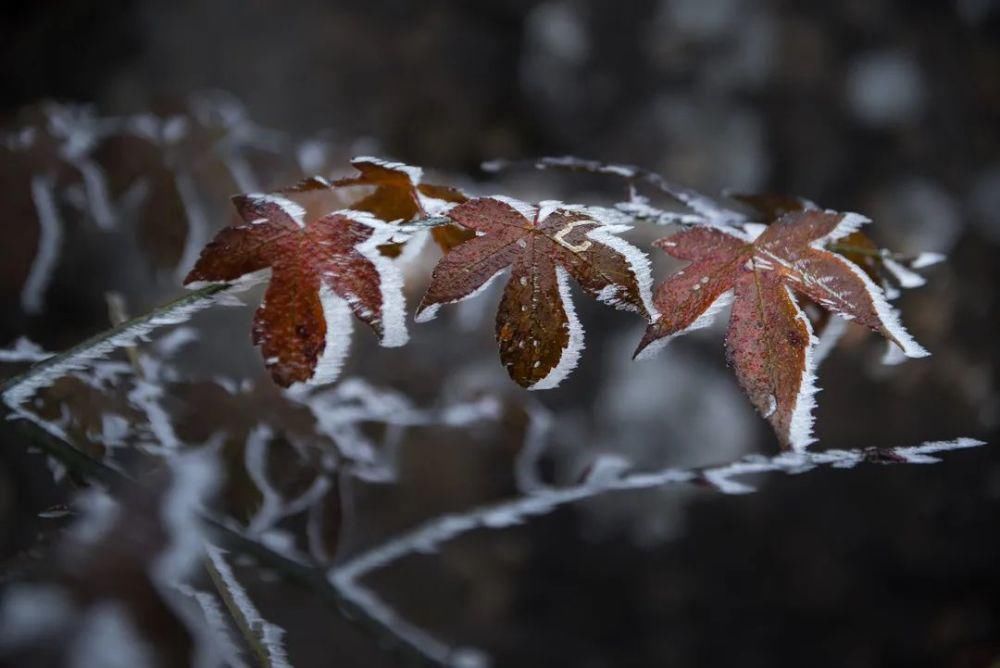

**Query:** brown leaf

left=417, top=197, right=655, bottom=389
left=637, top=210, right=929, bottom=449
left=332, top=157, right=473, bottom=255
left=184, top=178, right=408, bottom=387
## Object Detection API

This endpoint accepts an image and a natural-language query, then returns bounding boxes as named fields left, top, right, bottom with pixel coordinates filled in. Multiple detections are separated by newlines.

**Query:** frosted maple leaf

left=185, top=178, right=407, bottom=387
left=636, top=209, right=929, bottom=450
left=416, top=196, right=656, bottom=389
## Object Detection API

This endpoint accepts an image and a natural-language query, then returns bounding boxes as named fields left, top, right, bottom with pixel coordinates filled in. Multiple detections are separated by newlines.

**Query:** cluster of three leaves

left=186, top=159, right=928, bottom=449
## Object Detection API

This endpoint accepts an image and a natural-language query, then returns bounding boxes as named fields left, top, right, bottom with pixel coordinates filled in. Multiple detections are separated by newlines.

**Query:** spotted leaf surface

left=333, top=156, right=473, bottom=255
left=416, top=197, right=656, bottom=389
left=636, top=210, right=929, bottom=450
left=184, top=178, right=407, bottom=387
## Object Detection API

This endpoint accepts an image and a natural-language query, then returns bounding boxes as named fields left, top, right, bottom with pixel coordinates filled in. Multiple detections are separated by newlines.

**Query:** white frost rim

left=584, top=223, right=659, bottom=320
left=784, top=284, right=821, bottom=452
left=351, top=155, right=424, bottom=184
left=248, top=193, right=307, bottom=228
left=815, top=210, right=870, bottom=245
left=309, top=285, right=354, bottom=385
left=488, top=195, right=538, bottom=222
left=634, top=290, right=735, bottom=361
left=336, top=209, right=410, bottom=348
left=414, top=267, right=509, bottom=323
left=529, top=266, right=585, bottom=391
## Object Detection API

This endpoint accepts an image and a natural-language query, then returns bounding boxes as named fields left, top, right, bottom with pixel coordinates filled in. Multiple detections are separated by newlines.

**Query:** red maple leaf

left=184, top=178, right=407, bottom=387
left=635, top=210, right=929, bottom=450
left=332, top=156, right=474, bottom=255
left=416, top=197, right=656, bottom=389
left=729, top=191, right=941, bottom=364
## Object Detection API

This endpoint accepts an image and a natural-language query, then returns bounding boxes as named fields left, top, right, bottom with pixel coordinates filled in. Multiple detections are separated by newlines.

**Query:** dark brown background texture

left=1, top=1, right=999, bottom=666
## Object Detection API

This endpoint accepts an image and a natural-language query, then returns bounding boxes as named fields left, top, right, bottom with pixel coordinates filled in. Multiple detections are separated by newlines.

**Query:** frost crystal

left=530, top=266, right=584, bottom=390
left=205, top=546, right=293, bottom=668
left=21, top=176, right=64, bottom=314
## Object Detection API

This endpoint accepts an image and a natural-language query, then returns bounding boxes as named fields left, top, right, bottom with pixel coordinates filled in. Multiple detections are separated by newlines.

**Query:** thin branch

left=482, top=156, right=745, bottom=224
left=394, top=215, right=454, bottom=232
left=614, top=199, right=711, bottom=226
left=204, top=544, right=292, bottom=668
left=329, top=437, right=985, bottom=666
left=1, top=279, right=263, bottom=409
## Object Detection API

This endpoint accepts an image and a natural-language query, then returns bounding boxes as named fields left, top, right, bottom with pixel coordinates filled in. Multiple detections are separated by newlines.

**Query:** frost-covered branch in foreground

left=204, top=545, right=292, bottom=668
left=482, top=155, right=746, bottom=226
left=0, top=278, right=263, bottom=409
left=329, top=437, right=985, bottom=668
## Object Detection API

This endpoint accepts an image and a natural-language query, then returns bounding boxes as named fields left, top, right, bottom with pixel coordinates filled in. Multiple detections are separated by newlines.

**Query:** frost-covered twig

left=330, top=437, right=985, bottom=667
left=204, top=545, right=292, bottom=668
left=0, top=279, right=263, bottom=409
left=482, top=155, right=744, bottom=225
left=393, top=215, right=454, bottom=232
left=614, top=196, right=711, bottom=226
left=21, top=175, right=64, bottom=314
left=174, top=584, right=250, bottom=668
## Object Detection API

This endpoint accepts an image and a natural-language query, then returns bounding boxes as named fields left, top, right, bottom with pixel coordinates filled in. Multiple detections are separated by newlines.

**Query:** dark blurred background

left=1, top=1, right=999, bottom=667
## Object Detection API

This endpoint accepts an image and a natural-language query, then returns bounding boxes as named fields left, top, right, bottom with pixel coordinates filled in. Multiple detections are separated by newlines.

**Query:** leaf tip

left=633, top=324, right=670, bottom=361
left=413, top=303, right=440, bottom=323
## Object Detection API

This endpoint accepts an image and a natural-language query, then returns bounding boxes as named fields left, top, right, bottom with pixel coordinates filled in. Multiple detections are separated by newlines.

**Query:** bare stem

left=482, top=155, right=745, bottom=224
left=204, top=545, right=291, bottom=668
left=329, top=437, right=985, bottom=666
left=1, top=282, right=239, bottom=408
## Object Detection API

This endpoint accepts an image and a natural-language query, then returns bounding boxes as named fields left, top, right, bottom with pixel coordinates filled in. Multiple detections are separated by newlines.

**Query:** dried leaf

left=184, top=178, right=408, bottom=387
left=332, top=156, right=473, bottom=255
left=636, top=210, right=929, bottom=449
left=417, top=197, right=655, bottom=389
